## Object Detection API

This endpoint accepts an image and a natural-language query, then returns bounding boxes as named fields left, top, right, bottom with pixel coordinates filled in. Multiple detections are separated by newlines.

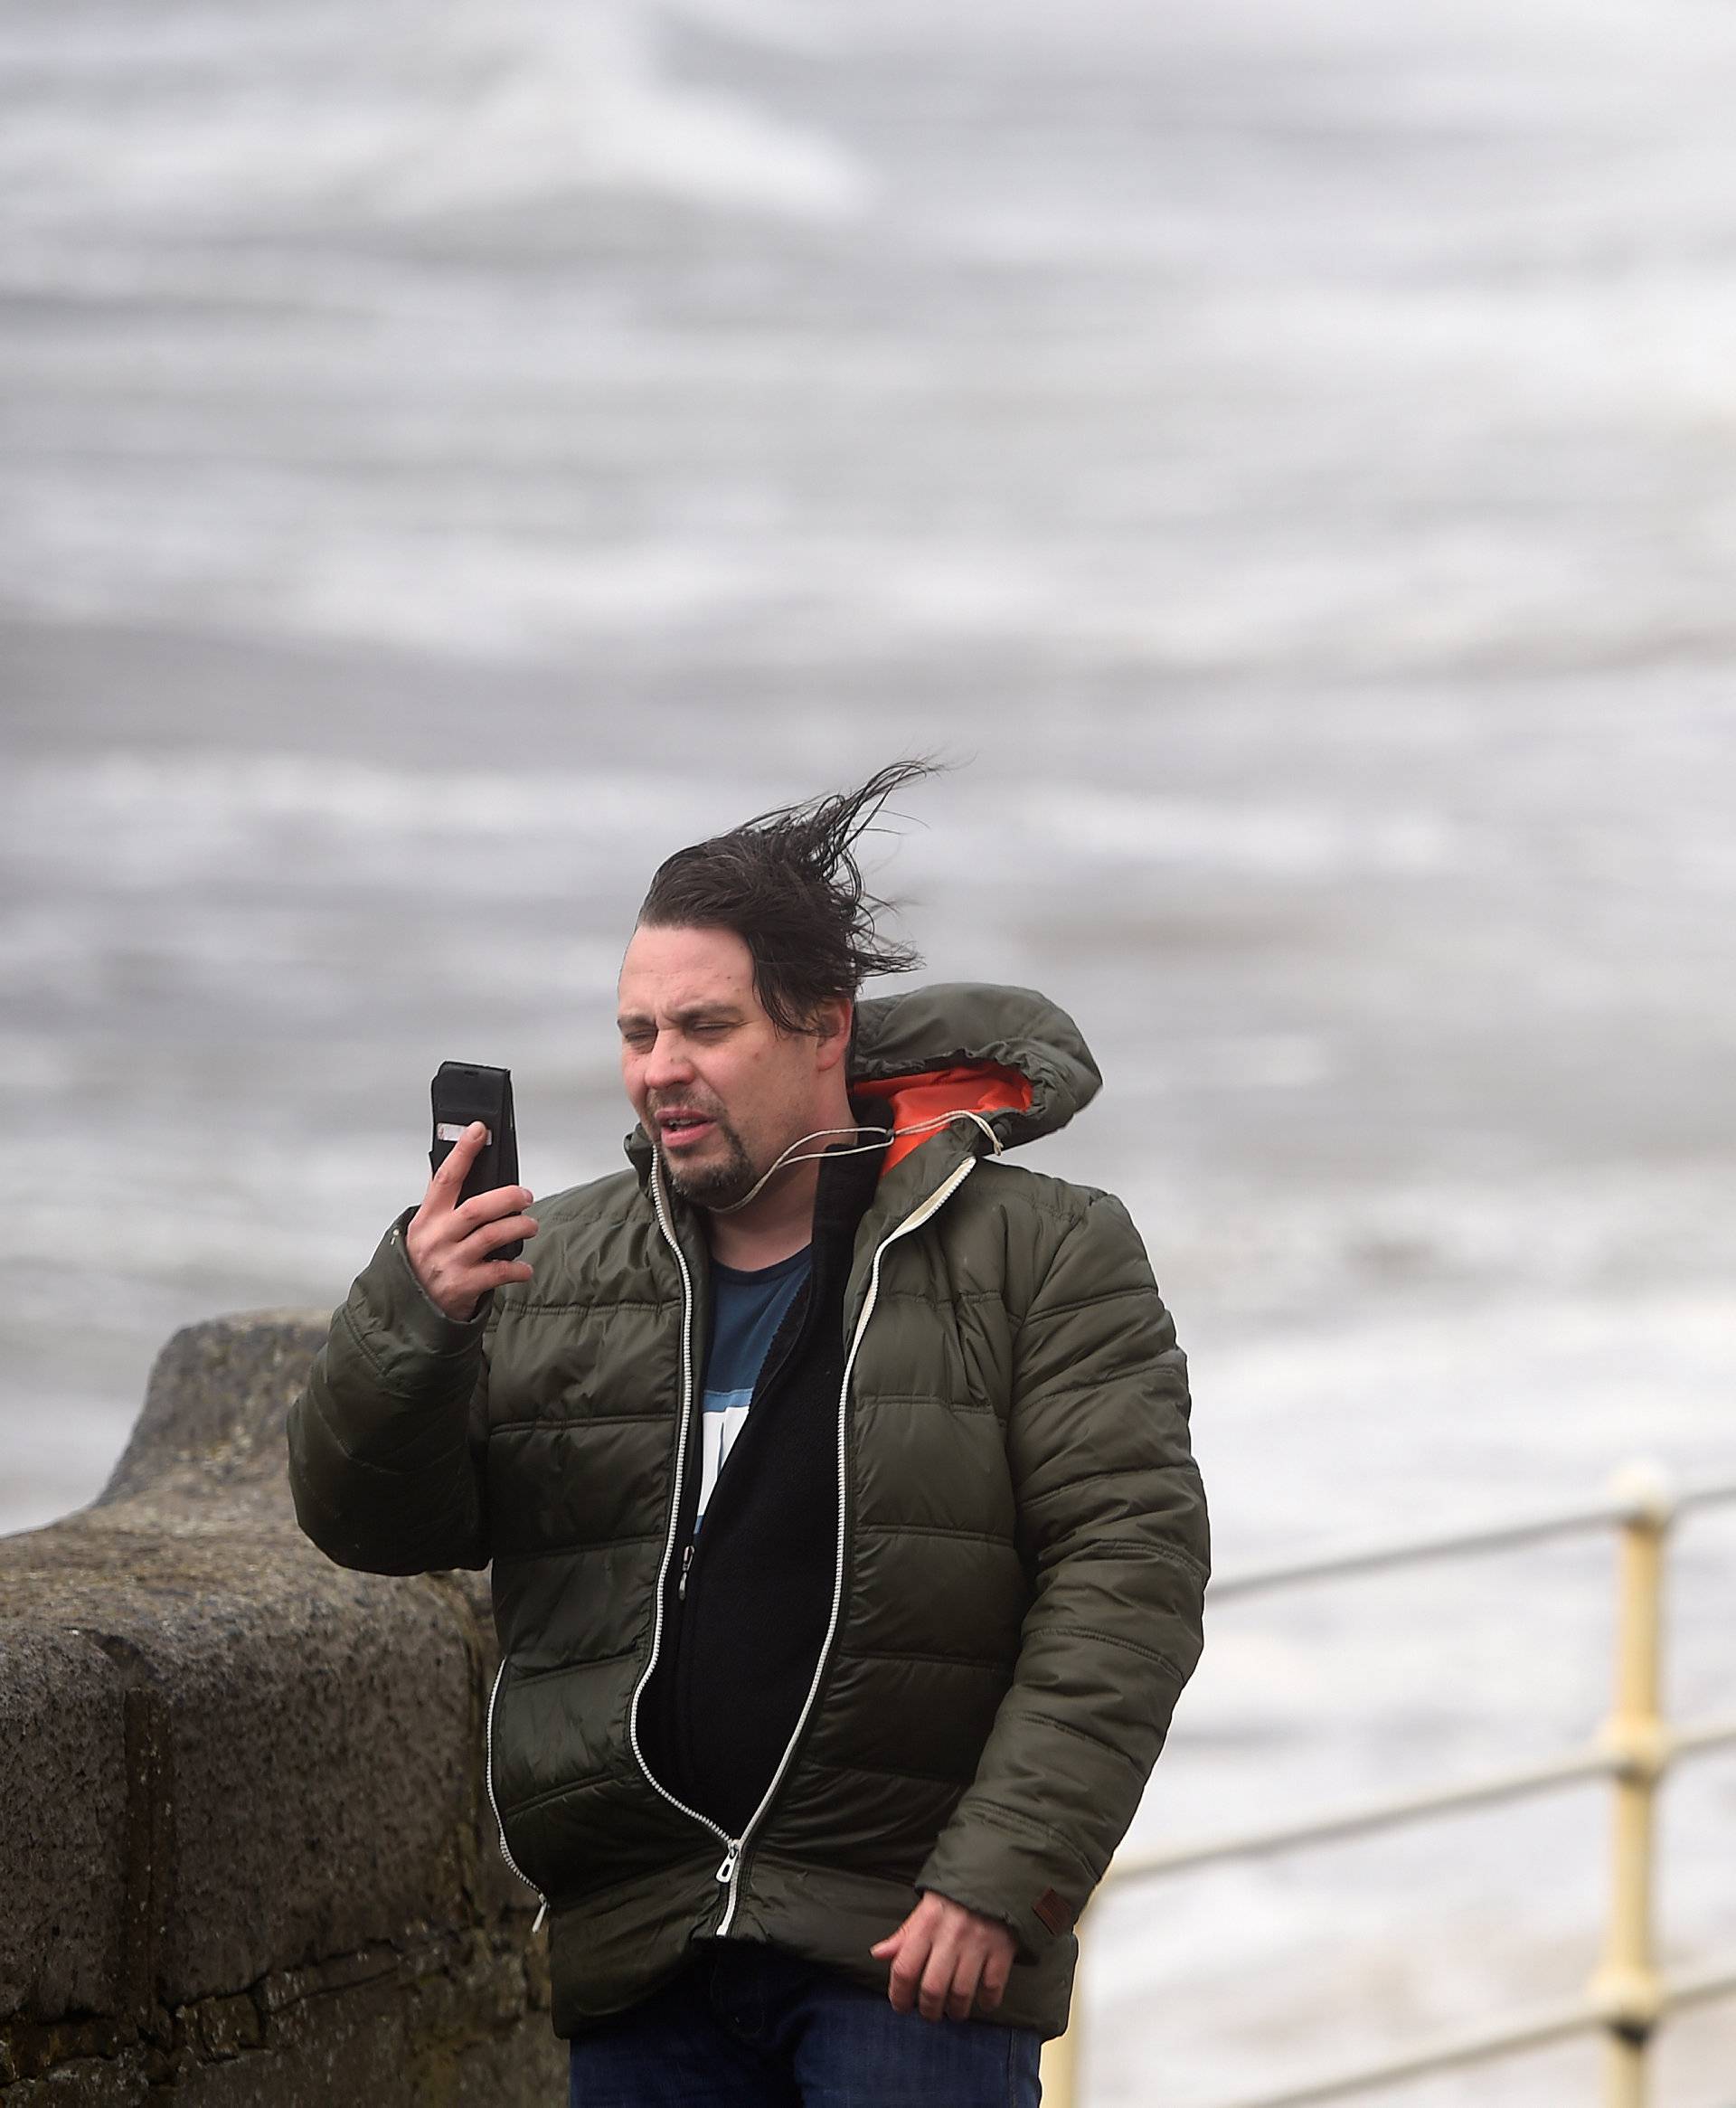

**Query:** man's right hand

left=405, top=1120, right=539, bottom=1321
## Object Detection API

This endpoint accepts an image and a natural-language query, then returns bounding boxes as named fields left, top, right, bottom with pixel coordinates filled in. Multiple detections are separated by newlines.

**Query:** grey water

left=4, top=1, right=1735, bottom=2098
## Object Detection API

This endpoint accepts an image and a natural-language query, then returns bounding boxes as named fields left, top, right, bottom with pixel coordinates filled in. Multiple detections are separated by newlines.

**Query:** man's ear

left=814, top=997, right=854, bottom=1073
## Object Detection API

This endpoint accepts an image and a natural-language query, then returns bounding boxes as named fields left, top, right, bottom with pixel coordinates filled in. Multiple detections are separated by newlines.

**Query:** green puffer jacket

left=287, top=984, right=1209, bottom=2039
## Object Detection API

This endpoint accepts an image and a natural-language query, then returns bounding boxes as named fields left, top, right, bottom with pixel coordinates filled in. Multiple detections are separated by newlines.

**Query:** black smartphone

left=429, top=1061, right=523, bottom=1260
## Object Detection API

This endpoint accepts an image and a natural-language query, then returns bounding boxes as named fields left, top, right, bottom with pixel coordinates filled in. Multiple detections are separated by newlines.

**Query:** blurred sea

left=4, top=1, right=1734, bottom=2098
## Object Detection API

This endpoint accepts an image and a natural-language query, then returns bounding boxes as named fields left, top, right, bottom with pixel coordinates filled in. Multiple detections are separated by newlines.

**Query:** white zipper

left=712, top=1152, right=979, bottom=1937
left=485, top=1655, right=550, bottom=1933
left=623, top=1159, right=743, bottom=1863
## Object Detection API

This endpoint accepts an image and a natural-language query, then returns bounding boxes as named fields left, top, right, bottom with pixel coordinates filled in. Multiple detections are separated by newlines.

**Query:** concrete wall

left=0, top=1314, right=565, bottom=2104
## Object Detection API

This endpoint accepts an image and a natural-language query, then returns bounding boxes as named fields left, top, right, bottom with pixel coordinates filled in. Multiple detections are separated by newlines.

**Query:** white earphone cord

left=706, top=1107, right=1003, bottom=1215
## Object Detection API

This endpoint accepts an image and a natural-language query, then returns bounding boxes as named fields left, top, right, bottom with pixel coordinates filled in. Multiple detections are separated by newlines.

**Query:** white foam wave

left=1015, top=784, right=1460, bottom=877
left=4, top=750, right=723, bottom=844
left=377, top=10, right=869, bottom=222
left=0, top=1, right=871, bottom=230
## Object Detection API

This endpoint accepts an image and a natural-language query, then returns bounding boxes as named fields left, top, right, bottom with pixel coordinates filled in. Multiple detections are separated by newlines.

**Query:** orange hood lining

left=853, top=1063, right=1033, bottom=1174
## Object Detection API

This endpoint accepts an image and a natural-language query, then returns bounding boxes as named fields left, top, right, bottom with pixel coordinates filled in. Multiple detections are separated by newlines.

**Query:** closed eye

left=619, top=1018, right=736, bottom=1049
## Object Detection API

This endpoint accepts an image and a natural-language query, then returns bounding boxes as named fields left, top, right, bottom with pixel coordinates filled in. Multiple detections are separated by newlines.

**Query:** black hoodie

left=637, top=1123, right=886, bottom=1838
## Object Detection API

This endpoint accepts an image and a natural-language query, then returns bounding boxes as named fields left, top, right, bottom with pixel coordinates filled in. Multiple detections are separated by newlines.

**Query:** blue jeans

left=566, top=1940, right=1043, bottom=2106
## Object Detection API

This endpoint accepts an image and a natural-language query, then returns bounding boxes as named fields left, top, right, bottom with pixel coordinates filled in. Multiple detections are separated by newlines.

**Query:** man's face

left=617, top=922, right=846, bottom=1210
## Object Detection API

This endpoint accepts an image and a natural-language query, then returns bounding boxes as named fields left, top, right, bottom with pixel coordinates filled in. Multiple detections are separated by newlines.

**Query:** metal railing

left=1040, top=1463, right=1736, bottom=2108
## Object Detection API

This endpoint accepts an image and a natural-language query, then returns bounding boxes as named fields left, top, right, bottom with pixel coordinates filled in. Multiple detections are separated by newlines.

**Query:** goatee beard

left=660, top=1122, right=758, bottom=1211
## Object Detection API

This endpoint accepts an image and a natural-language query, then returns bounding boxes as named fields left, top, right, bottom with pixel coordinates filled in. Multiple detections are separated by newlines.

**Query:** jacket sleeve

left=915, top=1189, right=1209, bottom=1960
left=286, top=1205, right=495, bottom=1574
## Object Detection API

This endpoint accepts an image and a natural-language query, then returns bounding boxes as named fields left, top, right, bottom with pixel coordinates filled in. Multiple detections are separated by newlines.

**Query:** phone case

left=429, top=1061, right=523, bottom=1259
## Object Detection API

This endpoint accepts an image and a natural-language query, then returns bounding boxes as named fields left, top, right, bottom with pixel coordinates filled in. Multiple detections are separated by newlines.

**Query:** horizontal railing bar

left=1673, top=1716, right=1736, bottom=1762
left=1202, top=1992, right=1598, bottom=2108
left=1662, top=1955, right=1736, bottom=2014
left=1197, top=1956, right=1736, bottom=2108
left=1108, top=1746, right=1611, bottom=1882
left=1209, top=1498, right=1638, bottom=1600
left=1211, top=1472, right=1736, bottom=1603
left=1109, top=1711, right=1736, bottom=1884
left=1676, top=1478, right=1736, bottom=1517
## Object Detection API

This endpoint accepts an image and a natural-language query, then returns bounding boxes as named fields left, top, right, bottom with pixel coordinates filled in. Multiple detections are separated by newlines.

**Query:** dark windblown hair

left=637, top=760, right=940, bottom=1034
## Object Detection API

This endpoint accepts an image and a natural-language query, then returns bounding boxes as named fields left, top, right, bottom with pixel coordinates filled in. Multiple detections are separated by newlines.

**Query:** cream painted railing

left=1040, top=1465, right=1736, bottom=2108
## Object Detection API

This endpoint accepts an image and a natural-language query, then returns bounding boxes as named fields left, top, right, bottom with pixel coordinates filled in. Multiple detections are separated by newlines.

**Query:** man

left=287, top=762, right=1209, bottom=2106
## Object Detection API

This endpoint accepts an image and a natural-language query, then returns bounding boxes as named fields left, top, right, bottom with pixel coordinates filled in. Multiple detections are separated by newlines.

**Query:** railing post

left=1041, top=1916, right=1085, bottom=2108
left=1590, top=1463, right=1674, bottom=2108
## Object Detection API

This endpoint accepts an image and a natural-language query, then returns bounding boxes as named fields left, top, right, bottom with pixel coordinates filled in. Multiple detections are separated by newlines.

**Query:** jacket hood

left=624, top=981, right=1099, bottom=1182
left=847, top=982, right=1100, bottom=1168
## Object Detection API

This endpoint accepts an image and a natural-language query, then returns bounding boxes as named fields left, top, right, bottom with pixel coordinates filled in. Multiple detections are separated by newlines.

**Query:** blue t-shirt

left=696, top=1245, right=811, bottom=1527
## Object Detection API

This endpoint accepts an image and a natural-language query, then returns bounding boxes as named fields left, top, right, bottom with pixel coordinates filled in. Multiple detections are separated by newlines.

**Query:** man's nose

left=642, top=1034, right=695, bottom=1090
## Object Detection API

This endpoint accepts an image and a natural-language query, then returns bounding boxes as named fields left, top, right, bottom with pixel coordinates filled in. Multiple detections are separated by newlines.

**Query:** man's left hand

left=870, top=1891, right=1017, bottom=2021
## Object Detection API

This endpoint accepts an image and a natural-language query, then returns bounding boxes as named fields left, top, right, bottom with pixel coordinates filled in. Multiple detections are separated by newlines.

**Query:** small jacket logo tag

left=1033, top=1887, right=1074, bottom=1935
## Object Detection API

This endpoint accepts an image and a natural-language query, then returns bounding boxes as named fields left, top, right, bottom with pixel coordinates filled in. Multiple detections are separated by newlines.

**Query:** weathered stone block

left=0, top=1627, right=129, bottom=2026
left=0, top=1311, right=563, bottom=2103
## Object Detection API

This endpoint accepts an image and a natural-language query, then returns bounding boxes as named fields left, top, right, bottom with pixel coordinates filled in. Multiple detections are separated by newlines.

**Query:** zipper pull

left=677, top=1543, right=694, bottom=1602
left=532, top=1899, right=548, bottom=1934
left=715, top=1840, right=741, bottom=1885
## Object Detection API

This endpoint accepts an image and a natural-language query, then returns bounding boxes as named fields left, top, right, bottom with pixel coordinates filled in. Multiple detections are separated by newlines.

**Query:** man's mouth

left=656, top=1111, right=717, bottom=1150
